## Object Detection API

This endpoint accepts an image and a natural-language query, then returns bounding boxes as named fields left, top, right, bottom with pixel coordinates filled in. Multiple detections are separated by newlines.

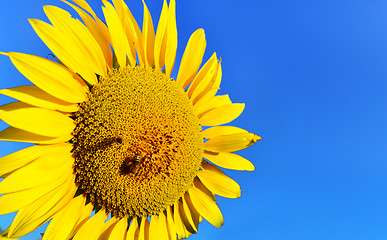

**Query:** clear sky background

left=1, top=0, right=387, bottom=239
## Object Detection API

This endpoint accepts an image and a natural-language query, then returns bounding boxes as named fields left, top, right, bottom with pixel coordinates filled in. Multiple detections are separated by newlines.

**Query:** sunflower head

left=0, top=0, right=260, bottom=239
left=72, top=66, right=203, bottom=218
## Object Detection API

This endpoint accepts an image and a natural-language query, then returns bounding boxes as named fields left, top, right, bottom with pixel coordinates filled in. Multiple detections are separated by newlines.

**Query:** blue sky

left=1, top=0, right=387, bottom=239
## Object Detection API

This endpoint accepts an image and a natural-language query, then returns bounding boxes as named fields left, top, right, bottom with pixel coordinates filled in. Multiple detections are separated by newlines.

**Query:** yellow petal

left=173, top=202, right=191, bottom=239
left=96, top=16, right=114, bottom=46
left=181, top=194, right=199, bottom=233
left=0, top=145, right=73, bottom=194
left=178, top=199, right=196, bottom=234
left=29, top=19, right=98, bottom=85
left=198, top=162, right=241, bottom=198
left=202, top=126, right=248, bottom=139
left=190, top=58, right=220, bottom=105
left=2, top=52, right=87, bottom=103
left=0, top=86, right=79, bottom=112
left=112, top=0, right=144, bottom=67
left=69, top=0, right=98, bottom=19
left=165, top=206, right=176, bottom=240
left=108, top=217, right=128, bottom=240
left=98, top=217, right=119, bottom=240
left=43, top=5, right=106, bottom=77
left=43, top=195, right=87, bottom=240
left=0, top=126, right=71, bottom=144
left=198, top=103, right=245, bottom=126
left=138, top=217, right=150, bottom=240
left=102, top=0, right=134, bottom=67
left=193, top=178, right=215, bottom=201
left=187, top=52, right=217, bottom=98
left=194, top=94, right=232, bottom=116
left=149, top=215, right=168, bottom=240
left=0, top=102, right=74, bottom=138
left=175, top=29, right=206, bottom=89
left=68, top=202, right=94, bottom=239
left=126, top=218, right=140, bottom=240
left=7, top=175, right=76, bottom=238
left=154, top=0, right=168, bottom=70
left=192, top=61, right=222, bottom=106
left=62, top=0, right=113, bottom=70
left=0, top=236, right=16, bottom=240
left=111, top=0, right=125, bottom=25
left=183, top=194, right=201, bottom=230
left=142, top=0, right=155, bottom=67
left=73, top=210, right=108, bottom=240
left=0, top=143, right=70, bottom=177
left=159, top=213, right=171, bottom=240
left=192, top=61, right=222, bottom=105
left=202, top=151, right=255, bottom=171
left=188, top=180, right=223, bottom=229
left=165, top=0, right=177, bottom=78
left=0, top=173, right=68, bottom=215
left=204, top=132, right=261, bottom=152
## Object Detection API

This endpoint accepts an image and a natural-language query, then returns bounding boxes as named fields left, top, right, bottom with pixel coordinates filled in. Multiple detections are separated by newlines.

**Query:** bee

left=102, top=136, right=123, bottom=148
left=131, top=154, right=142, bottom=170
left=134, top=154, right=140, bottom=164
left=120, top=154, right=141, bottom=175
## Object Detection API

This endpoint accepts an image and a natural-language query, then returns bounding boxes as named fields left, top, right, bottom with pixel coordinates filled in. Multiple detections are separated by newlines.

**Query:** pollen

left=71, top=67, right=203, bottom=218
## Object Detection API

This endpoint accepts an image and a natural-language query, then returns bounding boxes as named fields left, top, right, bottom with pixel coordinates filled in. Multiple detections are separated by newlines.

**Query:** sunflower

left=0, top=0, right=260, bottom=239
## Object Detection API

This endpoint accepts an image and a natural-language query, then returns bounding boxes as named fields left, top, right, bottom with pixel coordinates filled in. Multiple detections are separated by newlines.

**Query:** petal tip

left=28, top=18, right=38, bottom=25
left=253, top=134, right=262, bottom=143
left=248, top=163, right=255, bottom=171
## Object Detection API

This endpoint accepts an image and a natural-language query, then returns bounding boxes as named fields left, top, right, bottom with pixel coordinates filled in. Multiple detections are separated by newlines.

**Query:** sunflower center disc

left=72, top=67, right=203, bottom=218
